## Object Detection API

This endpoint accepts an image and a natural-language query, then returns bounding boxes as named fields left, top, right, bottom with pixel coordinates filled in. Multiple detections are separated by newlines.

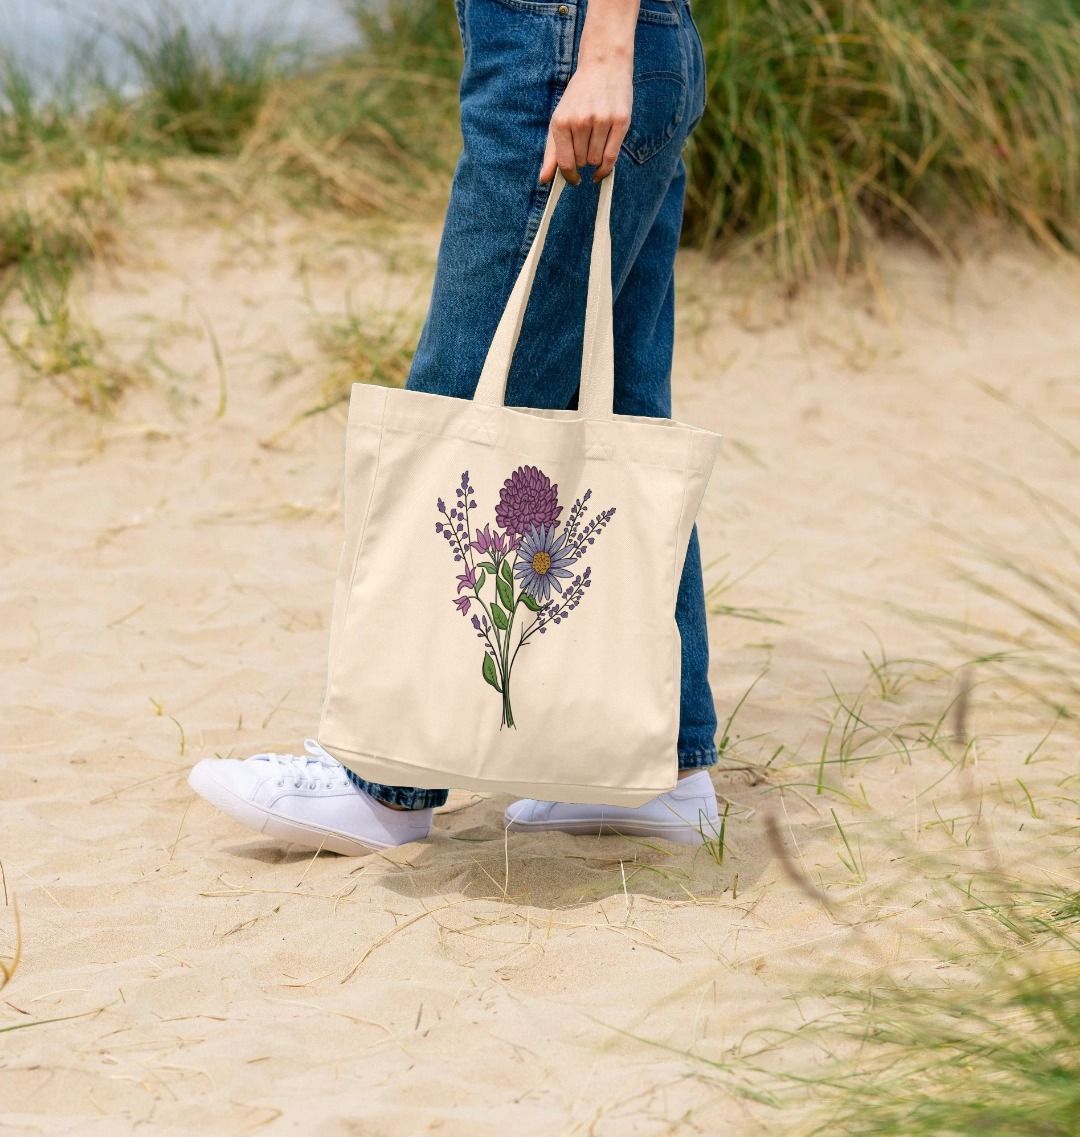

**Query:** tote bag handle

left=472, top=168, right=616, bottom=420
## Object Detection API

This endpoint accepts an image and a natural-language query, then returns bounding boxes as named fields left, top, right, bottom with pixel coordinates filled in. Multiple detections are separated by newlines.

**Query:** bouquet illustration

left=435, top=465, right=616, bottom=728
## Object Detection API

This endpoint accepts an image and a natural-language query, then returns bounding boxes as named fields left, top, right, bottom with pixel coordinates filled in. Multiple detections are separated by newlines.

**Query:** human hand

left=539, top=6, right=636, bottom=185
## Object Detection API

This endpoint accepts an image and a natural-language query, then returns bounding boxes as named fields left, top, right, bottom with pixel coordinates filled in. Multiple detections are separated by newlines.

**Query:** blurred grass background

left=684, top=0, right=1080, bottom=279
left=2, top=0, right=1078, bottom=406
left=2, top=0, right=1078, bottom=282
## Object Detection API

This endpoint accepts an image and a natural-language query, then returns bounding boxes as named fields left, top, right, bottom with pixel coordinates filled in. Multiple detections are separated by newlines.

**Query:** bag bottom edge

left=317, top=736, right=680, bottom=808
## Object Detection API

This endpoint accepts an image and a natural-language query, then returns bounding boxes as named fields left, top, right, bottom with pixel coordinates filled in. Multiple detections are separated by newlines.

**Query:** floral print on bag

left=435, top=465, right=616, bottom=728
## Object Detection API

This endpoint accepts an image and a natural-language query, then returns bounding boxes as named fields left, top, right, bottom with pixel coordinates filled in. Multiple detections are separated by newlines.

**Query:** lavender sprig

left=435, top=470, right=478, bottom=568
left=435, top=499, right=470, bottom=564
left=569, top=507, right=616, bottom=559
left=517, top=567, right=592, bottom=651
left=562, top=489, right=592, bottom=542
left=470, top=611, right=500, bottom=661
left=456, top=470, right=477, bottom=566
left=537, top=566, right=591, bottom=629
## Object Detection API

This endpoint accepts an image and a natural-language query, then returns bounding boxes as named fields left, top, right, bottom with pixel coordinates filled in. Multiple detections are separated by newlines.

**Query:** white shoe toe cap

left=189, top=757, right=270, bottom=803
left=505, top=798, right=561, bottom=825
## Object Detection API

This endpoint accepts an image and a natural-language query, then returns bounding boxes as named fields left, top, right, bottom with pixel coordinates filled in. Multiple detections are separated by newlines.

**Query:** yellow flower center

left=531, top=551, right=552, bottom=576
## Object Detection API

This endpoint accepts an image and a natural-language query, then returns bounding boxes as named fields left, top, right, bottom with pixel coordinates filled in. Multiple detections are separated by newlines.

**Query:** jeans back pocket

left=620, top=4, right=689, bottom=165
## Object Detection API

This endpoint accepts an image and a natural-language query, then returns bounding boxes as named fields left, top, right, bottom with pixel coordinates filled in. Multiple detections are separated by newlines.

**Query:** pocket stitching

left=620, top=70, right=688, bottom=165
left=487, top=0, right=566, bottom=14
left=637, top=9, right=680, bottom=26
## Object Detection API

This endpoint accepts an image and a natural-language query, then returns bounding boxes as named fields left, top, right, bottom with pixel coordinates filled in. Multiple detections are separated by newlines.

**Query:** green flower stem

left=508, top=602, right=545, bottom=680
left=470, top=581, right=503, bottom=674
left=500, top=594, right=519, bottom=728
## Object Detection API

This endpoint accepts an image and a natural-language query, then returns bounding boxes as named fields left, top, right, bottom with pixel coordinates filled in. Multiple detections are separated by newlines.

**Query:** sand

left=1, top=184, right=1077, bottom=1134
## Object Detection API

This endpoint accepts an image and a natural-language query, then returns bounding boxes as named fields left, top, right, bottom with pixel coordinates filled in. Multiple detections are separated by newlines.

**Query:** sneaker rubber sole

left=503, top=812, right=716, bottom=845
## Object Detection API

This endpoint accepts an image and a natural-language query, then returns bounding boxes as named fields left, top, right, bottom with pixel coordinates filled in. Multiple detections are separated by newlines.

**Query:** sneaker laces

left=257, top=738, right=350, bottom=790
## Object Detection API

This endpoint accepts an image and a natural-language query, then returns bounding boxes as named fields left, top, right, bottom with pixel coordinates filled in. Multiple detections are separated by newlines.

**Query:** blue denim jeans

left=345, top=0, right=718, bottom=809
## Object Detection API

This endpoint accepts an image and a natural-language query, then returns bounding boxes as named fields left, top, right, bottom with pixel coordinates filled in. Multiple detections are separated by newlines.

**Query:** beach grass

left=0, top=0, right=1076, bottom=416
left=793, top=849, right=1080, bottom=1137
left=621, top=636, right=1080, bottom=1135
left=115, top=11, right=290, bottom=156
left=764, top=457, right=1078, bottom=1135
left=0, top=159, right=136, bottom=410
left=0, top=3, right=302, bottom=166
left=0, top=0, right=1076, bottom=414
left=0, top=265, right=143, bottom=413
left=256, top=307, right=417, bottom=450
left=241, top=1, right=461, bottom=216
left=314, top=307, right=417, bottom=403
left=1, top=0, right=1075, bottom=273
left=684, top=0, right=1080, bottom=282
left=880, top=459, right=1080, bottom=723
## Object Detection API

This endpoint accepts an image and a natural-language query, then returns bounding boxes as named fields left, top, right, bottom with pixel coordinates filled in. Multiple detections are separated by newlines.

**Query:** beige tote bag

left=317, top=168, right=721, bottom=805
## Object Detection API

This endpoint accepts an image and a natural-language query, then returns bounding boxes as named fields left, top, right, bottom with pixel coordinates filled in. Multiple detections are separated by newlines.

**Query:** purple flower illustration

left=436, top=466, right=615, bottom=729
left=455, top=565, right=479, bottom=594
left=471, top=523, right=518, bottom=558
left=535, top=566, right=592, bottom=634
left=513, top=524, right=576, bottom=604
left=496, top=464, right=563, bottom=537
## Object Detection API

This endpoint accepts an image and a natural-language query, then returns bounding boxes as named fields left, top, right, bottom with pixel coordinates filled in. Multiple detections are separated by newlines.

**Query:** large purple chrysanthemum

left=513, top=523, right=576, bottom=604
left=495, top=465, right=563, bottom=537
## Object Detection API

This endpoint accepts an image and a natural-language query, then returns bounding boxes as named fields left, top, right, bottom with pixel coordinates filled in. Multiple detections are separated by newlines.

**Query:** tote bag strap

left=472, top=168, right=616, bottom=420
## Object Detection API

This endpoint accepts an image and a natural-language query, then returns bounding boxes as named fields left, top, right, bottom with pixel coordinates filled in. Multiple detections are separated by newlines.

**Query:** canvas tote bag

left=316, top=168, right=722, bottom=806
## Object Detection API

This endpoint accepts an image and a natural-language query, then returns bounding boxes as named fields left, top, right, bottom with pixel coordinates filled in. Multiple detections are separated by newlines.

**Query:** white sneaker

left=188, top=738, right=434, bottom=855
left=504, top=769, right=720, bottom=845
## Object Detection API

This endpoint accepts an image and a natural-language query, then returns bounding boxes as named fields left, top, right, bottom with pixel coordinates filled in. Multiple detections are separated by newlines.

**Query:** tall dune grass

left=330, top=0, right=1080, bottom=276
left=240, top=0, right=461, bottom=215
left=644, top=649, right=1080, bottom=1135
left=795, top=850, right=1080, bottom=1136
left=0, top=6, right=301, bottom=167
left=2, top=0, right=1076, bottom=276
left=115, top=9, right=292, bottom=156
left=0, top=3, right=460, bottom=214
left=684, top=0, right=1080, bottom=280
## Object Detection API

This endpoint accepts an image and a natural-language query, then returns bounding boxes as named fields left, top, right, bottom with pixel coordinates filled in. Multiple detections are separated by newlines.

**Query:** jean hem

left=677, top=746, right=719, bottom=770
left=343, top=767, right=449, bottom=810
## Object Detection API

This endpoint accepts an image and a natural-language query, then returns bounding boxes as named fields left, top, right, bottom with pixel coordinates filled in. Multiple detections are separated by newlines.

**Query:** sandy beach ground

left=2, top=181, right=1078, bottom=1134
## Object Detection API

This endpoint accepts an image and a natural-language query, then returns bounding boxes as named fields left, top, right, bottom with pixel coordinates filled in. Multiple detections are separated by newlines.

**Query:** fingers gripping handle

left=472, top=169, right=616, bottom=419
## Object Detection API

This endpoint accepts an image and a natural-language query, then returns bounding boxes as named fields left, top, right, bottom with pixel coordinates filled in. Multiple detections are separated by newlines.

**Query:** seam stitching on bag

left=372, top=419, right=698, bottom=471
left=671, top=429, right=695, bottom=713
left=320, top=740, right=667, bottom=795
left=336, top=387, right=388, bottom=662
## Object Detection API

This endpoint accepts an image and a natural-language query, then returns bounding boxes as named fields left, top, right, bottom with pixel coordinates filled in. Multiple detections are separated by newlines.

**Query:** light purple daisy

left=513, top=523, right=576, bottom=604
left=496, top=465, right=563, bottom=537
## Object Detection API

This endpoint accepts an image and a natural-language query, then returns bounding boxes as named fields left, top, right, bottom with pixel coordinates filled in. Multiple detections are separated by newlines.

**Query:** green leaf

left=497, top=575, right=514, bottom=611
left=482, top=654, right=501, bottom=692
left=500, top=559, right=514, bottom=583
left=490, top=603, right=509, bottom=630
left=520, top=592, right=544, bottom=612
left=475, top=570, right=486, bottom=593
left=476, top=561, right=496, bottom=573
